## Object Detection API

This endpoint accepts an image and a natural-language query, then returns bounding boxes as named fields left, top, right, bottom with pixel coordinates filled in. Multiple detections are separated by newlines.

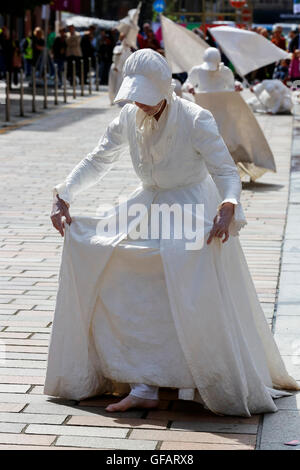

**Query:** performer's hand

left=207, top=203, right=235, bottom=245
left=50, top=195, right=72, bottom=237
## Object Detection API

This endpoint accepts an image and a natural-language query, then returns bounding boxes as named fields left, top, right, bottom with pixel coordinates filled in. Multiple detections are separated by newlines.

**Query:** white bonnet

left=114, top=48, right=172, bottom=106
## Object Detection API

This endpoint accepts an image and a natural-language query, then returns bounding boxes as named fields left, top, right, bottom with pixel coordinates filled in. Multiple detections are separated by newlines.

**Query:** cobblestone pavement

left=0, top=91, right=298, bottom=450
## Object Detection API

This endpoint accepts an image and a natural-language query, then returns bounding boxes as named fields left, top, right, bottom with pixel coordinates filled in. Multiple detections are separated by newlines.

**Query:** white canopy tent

left=62, top=12, right=118, bottom=30
left=161, top=15, right=209, bottom=73
left=209, top=26, right=289, bottom=77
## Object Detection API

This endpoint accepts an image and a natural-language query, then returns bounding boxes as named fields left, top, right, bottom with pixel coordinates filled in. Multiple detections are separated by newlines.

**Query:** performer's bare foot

left=105, top=394, right=159, bottom=412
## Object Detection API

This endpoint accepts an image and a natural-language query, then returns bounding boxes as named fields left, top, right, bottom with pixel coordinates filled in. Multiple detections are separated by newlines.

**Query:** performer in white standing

left=108, top=3, right=140, bottom=105
left=247, top=79, right=293, bottom=114
left=180, top=47, right=276, bottom=181
left=182, top=47, right=243, bottom=97
left=108, top=33, right=132, bottom=105
left=46, top=49, right=299, bottom=417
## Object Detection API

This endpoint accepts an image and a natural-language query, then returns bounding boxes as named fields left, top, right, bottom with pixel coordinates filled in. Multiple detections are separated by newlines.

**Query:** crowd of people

left=0, top=21, right=166, bottom=90
left=0, top=20, right=299, bottom=91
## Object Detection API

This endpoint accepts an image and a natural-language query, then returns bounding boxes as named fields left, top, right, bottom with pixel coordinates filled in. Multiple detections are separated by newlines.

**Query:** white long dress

left=44, top=93, right=299, bottom=417
left=182, top=63, right=235, bottom=96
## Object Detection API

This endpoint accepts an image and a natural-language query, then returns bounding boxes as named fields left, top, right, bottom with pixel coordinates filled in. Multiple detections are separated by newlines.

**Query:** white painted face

left=134, top=99, right=165, bottom=116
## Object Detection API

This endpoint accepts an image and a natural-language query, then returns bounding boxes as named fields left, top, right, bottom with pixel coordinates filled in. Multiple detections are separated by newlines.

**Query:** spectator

left=273, top=59, right=289, bottom=84
left=144, top=29, right=161, bottom=51
left=81, top=25, right=96, bottom=84
left=97, top=29, right=114, bottom=85
left=289, top=26, right=300, bottom=53
left=65, top=24, right=82, bottom=84
left=0, top=26, right=13, bottom=80
left=47, top=24, right=56, bottom=51
left=271, top=26, right=286, bottom=50
left=288, top=28, right=298, bottom=51
left=20, top=32, right=33, bottom=79
left=32, top=27, right=45, bottom=67
left=11, top=31, right=22, bottom=86
left=289, top=49, right=300, bottom=82
left=137, top=22, right=150, bottom=48
left=52, top=26, right=67, bottom=87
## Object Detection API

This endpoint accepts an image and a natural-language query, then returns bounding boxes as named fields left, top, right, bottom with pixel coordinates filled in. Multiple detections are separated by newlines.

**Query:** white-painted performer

left=108, top=34, right=132, bottom=105
left=46, top=49, right=299, bottom=417
left=182, top=47, right=242, bottom=97
left=247, top=79, right=293, bottom=114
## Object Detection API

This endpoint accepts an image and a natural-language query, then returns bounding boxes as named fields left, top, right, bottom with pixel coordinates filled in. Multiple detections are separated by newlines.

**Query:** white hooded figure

left=108, top=35, right=132, bottom=105
left=182, top=47, right=236, bottom=97
left=247, top=79, right=293, bottom=114
left=108, top=4, right=141, bottom=105
left=46, top=49, right=298, bottom=417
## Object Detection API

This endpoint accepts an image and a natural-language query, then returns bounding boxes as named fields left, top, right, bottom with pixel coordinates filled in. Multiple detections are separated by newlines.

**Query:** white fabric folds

left=195, top=91, right=276, bottom=181
left=161, top=15, right=209, bottom=73
left=209, top=26, right=289, bottom=77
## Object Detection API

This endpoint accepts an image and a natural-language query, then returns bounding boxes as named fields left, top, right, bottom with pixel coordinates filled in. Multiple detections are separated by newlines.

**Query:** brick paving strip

left=0, top=90, right=298, bottom=450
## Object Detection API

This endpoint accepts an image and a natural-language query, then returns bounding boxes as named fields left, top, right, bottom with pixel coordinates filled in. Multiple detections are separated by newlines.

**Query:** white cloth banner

left=209, top=26, right=289, bottom=77
left=195, top=91, right=276, bottom=181
left=161, top=15, right=209, bottom=73
left=116, top=2, right=141, bottom=49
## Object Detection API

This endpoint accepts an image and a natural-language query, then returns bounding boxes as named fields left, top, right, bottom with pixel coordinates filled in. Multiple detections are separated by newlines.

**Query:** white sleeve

left=224, top=68, right=235, bottom=91
left=53, top=105, right=130, bottom=205
left=253, top=82, right=264, bottom=98
left=182, top=67, right=197, bottom=92
left=192, top=108, right=247, bottom=234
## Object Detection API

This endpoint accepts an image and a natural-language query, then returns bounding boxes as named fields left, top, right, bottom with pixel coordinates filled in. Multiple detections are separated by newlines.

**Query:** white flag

left=116, top=2, right=141, bottom=49
left=161, top=15, right=208, bottom=73
left=209, top=26, right=289, bottom=77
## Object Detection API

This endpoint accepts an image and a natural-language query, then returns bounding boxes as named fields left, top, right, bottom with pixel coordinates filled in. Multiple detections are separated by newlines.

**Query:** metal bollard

left=5, top=71, right=10, bottom=122
left=95, top=56, right=99, bottom=91
left=32, top=66, right=36, bottom=112
left=72, top=60, right=76, bottom=99
left=80, top=59, right=84, bottom=96
left=63, top=62, right=67, bottom=103
left=19, top=69, right=24, bottom=117
left=43, top=64, right=48, bottom=109
left=88, top=57, right=92, bottom=95
left=54, top=63, right=58, bottom=105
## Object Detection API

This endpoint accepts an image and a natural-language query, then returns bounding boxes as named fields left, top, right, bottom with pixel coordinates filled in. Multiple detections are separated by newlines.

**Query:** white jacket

left=54, top=93, right=245, bottom=233
left=183, top=63, right=235, bottom=94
